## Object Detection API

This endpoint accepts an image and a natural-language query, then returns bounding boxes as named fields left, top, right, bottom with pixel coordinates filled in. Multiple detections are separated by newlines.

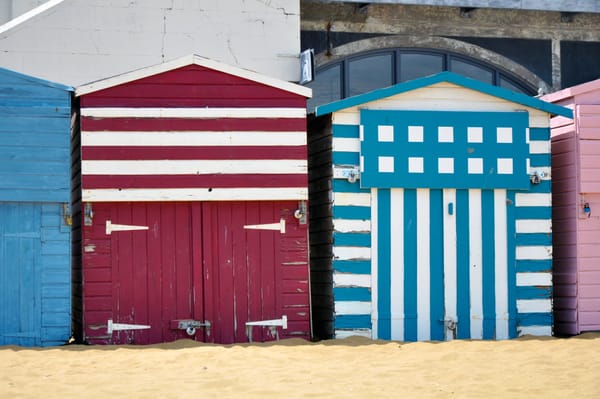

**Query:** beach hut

left=309, top=72, right=572, bottom=341
left=0, top=67, right=73, bottom=346
left=74, top=55, right=312, bottom=345
left=542, top=79, right=600, bottom=335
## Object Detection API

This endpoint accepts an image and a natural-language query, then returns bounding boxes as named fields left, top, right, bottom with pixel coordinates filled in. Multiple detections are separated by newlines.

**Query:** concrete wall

left=0, top=0, right=301, bottom=86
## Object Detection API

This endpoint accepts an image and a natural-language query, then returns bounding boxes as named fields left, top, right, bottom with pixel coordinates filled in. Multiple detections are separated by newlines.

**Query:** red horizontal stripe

left=81, top=117, right=307, bottom=132
left=81, top=146, right=307, bottom=161
left=82, top=174, right=308, bottom=189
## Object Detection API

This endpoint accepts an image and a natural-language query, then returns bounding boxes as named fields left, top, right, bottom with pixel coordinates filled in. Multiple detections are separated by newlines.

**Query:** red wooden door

left=91, top=201, right=309, bottom=344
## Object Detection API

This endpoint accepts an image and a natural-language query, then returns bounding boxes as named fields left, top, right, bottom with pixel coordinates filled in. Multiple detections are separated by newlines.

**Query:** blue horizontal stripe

left=333, top=152, right=360, bottom=165
left=334, top=260, right=371, bottom=274
left=335, top=315, right=372, bottom=329
left=529, top=128, right=550, bottom=141
left=333, top=124, right=360, bottom=138
left=514, top=207, right=551, bottom=219
left=516, top=286, right=552, bottom=300
left=516, top=260, right=552, bottom=273
left=334, top=287, right=371, bottom=301
left=333, top=205, right=371, bottom=219
left=334, top=232, right=371, bottom=247
left=333, top=179, right=370, bottom=194
left=516, top=233, right=552, bottom=246
left=517, top=312, right=552, bottom=327
left=529, top=154, right=551, bottom=168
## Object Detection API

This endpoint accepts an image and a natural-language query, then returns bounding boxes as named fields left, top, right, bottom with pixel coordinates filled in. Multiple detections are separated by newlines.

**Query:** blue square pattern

left=359, top=110, right=530, bottom=189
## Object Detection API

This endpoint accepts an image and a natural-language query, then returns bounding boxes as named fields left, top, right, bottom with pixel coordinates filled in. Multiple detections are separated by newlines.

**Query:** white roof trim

left=76, top=54, right=312, bottom=98
left=0, top=0, right=67, bottom=35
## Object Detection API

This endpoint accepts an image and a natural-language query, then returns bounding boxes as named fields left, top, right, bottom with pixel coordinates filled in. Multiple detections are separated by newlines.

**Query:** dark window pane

left=499, top=76, right=531, bottom=95
left=348, top=53, right=393, bottom=97
left=307, top=64, right=342, bottom=112
left=399, top=53, right=444, bottom=82
left=450, top=58, right=493, bottom=84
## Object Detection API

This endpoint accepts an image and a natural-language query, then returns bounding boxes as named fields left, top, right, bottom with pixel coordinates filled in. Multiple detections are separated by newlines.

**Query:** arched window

left=307, top=49, right=536, bottom=112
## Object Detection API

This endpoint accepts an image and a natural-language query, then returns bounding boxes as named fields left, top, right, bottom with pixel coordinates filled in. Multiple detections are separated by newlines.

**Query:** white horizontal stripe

left=516, top=219, right=552, bottom=234
left=82, top=187, right=308, bottom=202
left=516, top=245, right=552, bottom=260
left=516, top=299, right=552, bottom=313
left=333, top=246, right=371, bottom=260
left=333, top=138, right=360, bottom=152
left=334, top=273, right=371, bottom=288
left=515, top=193, right=552, bottom=207
left=334, top=330, right=372, bottom=339
left=335, top=301, right=372, bottom=315
left=82, top=131, right=307, bottom=146
left=333, top=192, right=371, bottom=206
left=333, top=219, right=371, bottom=233
left=527, top=166, right=551, bottom=180
left=82, top=160, right=307, bottom=175
left=516, top=272, right=552, bottom=286
left=81, top=107, right=306, bottom=119
left=518, top=326, right=552, bottom=336
left=529, top=141, right=551, bottom=154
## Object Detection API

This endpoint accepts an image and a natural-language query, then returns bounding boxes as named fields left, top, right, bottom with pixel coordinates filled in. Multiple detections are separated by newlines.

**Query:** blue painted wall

left=0, top=68, right=72, bottom=346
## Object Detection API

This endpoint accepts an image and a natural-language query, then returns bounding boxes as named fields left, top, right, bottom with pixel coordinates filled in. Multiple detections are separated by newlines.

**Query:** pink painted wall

left=543, top=79, right=600, bottom=335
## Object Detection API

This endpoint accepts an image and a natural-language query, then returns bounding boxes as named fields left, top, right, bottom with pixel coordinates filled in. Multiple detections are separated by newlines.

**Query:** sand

left=1, top=334, right=599, bottom=398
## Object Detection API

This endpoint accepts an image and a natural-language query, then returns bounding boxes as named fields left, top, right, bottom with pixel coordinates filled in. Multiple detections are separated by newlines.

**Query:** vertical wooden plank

left=174, top=203, right=193, bottom=323
left=245, top=201, right=262, bottom=341
left=146, top=202, right=163, bottom=343
left=190, top=202, right=205, bottom=341
left=201, top=202, right=216, bottom=343
left=232, top=202, right=249, bottom=342
left=160, top=203, right=176, bottom=339
left=131, top=203, right=149, bottom=344
left=112, top=203, right=133, bottom=343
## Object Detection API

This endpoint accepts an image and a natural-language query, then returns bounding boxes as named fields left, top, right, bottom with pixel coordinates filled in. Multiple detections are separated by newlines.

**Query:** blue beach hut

left=0, top=67, right=73, bottom=346
left=308, top=72, right=572, bottom=341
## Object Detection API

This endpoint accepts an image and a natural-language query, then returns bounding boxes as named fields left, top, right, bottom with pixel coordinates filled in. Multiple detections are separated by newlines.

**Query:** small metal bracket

left=84, top=203, right=94, bottom=226
left=294, top=201, right=307, bottom=225
left=246, top=316, right=288, bottom=342
left=170, top=319, right=211, bottom=337
left=62, top=203, right=72, bottom=226
left=333, top=166, right=360, bottom=183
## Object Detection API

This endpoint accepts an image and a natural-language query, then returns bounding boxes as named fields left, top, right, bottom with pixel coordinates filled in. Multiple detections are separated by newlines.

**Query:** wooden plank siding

left=0, top=68, right=72, bottom=347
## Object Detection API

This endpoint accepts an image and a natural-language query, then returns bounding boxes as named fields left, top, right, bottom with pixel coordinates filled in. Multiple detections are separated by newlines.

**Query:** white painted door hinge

left=243, top=218, right=286, bottom=234
left=245, top=315, right=288, bottom=342
left=107, top=319, right=151, bottom=334
left=105, top=220, right=149, bottom=235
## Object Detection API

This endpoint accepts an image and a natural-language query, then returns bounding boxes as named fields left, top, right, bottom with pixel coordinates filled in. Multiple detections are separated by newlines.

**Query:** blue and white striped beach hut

left=308, top=72, right=572, bottom=341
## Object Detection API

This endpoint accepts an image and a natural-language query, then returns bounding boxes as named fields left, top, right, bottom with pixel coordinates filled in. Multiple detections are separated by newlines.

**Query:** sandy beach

left=1, top=333, right=599, bottom=398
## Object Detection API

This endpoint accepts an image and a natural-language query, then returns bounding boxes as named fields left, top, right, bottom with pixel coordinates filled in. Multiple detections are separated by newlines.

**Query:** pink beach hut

left=543, top=79, right=600, bottom=335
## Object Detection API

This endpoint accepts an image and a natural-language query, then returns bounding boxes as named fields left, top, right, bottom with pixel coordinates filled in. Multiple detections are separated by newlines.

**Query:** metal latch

left=170, top=319, right=211, bottom=336
left=245, top=315, right=287, bottom=342
left=333, top=165, right=360, bottom=183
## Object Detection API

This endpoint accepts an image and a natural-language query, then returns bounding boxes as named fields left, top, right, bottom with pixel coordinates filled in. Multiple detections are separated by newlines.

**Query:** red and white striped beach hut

left=73, top=55, right=312, bottom=344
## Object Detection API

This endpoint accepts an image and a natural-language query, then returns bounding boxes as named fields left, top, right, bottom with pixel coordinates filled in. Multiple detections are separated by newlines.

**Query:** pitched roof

left=315, top=71, right=572, bottom=118
left=76, top=54, right=312, bottom=98
left=541, top=78, right=600, bottom=103
left=0, top=66, right=72, bottom=91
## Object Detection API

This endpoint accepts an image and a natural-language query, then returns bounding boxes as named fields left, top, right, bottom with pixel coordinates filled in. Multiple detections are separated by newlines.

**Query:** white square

left=408, top=126, right=424, bottom=142
left=497, top=158, right=513, bottom=174
left=468, top=158, right=483, bottom=174
left=497, top=127, right=513, bottom=143
left=378, top=156, right=395, bottom=173
left=360, top=125, right=364, bottom=141
left=408, top=157, right=424, bottom=173
left=438, top=126, right=454, bottom=143
left=438, top=158, right=454, bottom=174
left=378, top=125, right=394, bottom=142
left=360, top=155, right=364, bottom=173
left=468, top=127, right=483, bottom=143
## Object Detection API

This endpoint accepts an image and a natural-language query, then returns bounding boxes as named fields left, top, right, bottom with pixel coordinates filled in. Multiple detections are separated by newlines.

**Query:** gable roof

left=541, top=78, right=600, bottom=103
left=315, top=71, right=572, bottom=119
left=76, top=54, right=312, bottom=98
left=0, top=66, right=73, bottom=91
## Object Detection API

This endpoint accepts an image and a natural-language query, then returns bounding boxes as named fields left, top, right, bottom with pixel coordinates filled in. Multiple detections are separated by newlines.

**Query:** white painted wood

left=469, top=189, right=483, bottom=340
left=516, top=299, right=552, bottom=313
left=83, top=187, right=308, bottom=202
left=334, top=329, right=372, bottom=339
left=516, top=272, right=552, bottom=286
left=529, top=140, right=551, bottom=154
left=370, top=188, right=379, bottom=339
left=390, top=188, right=405, bottom=341
left=333, top=246, right=371, bottom=260
left=333, top=192, right=371, bottom=207
left=333, top=272, right=371, bottom=288
left=82, top=131, right=307, bottom=146
left=333, top=137, right=360, bottom=152
left=516, top=219, right=552, bottom=234
left=82, top=160, right=307, bottom=175
left=515, top=193, right=552, bottom=207
left=417, top=189, right=430, bottom=341
left=80, top=107, right=306, bottom=119
left=335, top=301, right=372, bottom=315
left=76, top=54, right=311, bottom=97
left=333, top=219, right=370, bottom=233
left=518, top=326, right=552, bottom=336
left=515, top=246, right=552, bottom=260
left=443, top=188, right=457, bottom=341
left=0, top=0, right=65, bottom=35
left=243, top=219, right=286, bottom=234
left=105, top=220, right=149, bottom=235
left=494, top=189, right=509, bottom=340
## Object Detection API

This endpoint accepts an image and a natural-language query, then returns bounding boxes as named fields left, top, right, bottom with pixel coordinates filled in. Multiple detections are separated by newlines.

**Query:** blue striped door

left=0, top=203, right=42, bottom=346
